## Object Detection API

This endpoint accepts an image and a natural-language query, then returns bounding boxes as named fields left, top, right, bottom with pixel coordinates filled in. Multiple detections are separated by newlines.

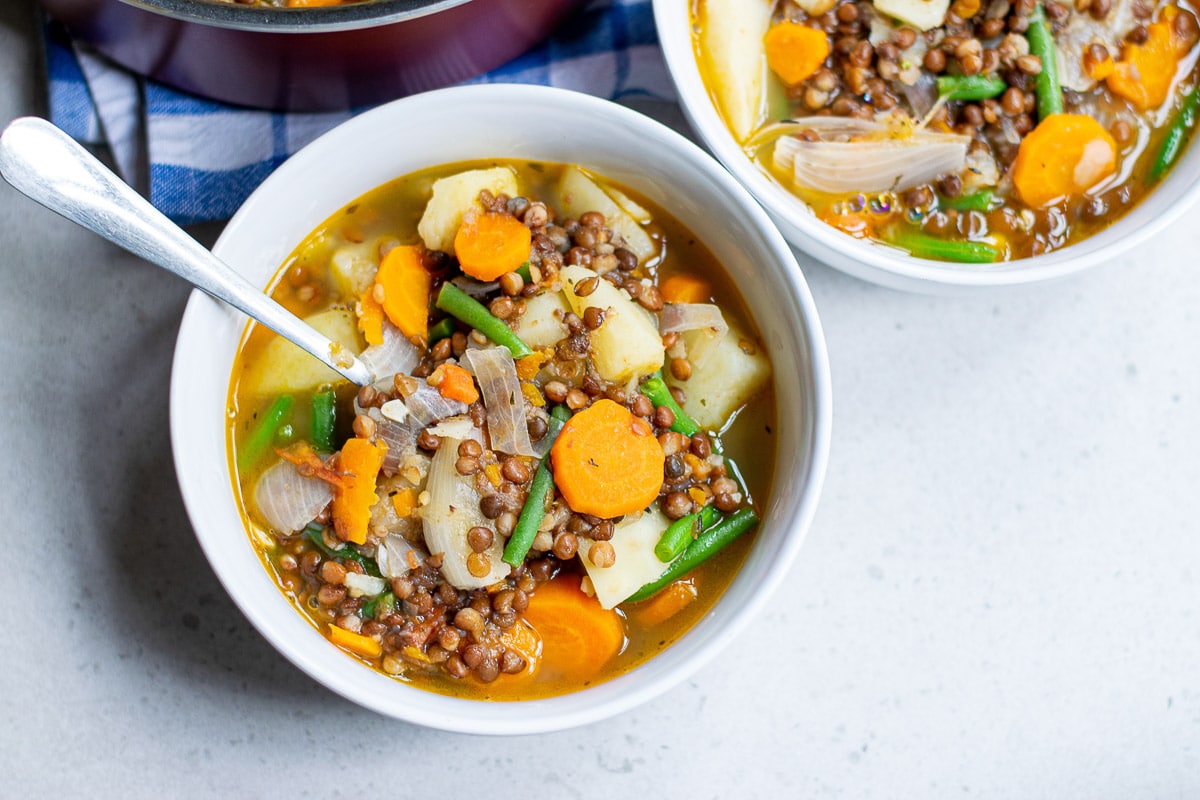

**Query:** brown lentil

left=317, top=584, right=346, bottom=606
left=669, top=357, right=693, bottom=381
left=496, top=511, right=518, bottom=539
left=502, top=457, right=531, bottom=484
left=552, top=531, right=579, bottom=559
left=320, top=560, right=347, bottom=585
left=663, top=491, right=693, bottom=520
left=467, top=526, right=494, bottom=554
left=583, top=306, right=607, bottom=330
left=631, top=393, right=654, bottom=418
left=566, top=388, right=590, bottom=410
left=588, top=541, right=616, bottom=568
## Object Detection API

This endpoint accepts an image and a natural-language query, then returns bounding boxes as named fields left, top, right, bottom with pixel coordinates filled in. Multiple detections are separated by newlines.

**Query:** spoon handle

left=0, top=116, right=374, bottom=387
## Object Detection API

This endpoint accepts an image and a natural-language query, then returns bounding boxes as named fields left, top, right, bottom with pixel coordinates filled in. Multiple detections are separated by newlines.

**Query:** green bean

left=516, top=261, right=532, bottom=282
left=303, top=523, right=382, bottom=577
left=1149, top=88, right=1200, bottom=184
left=237, top=394, right=294, bottom=471
left=1027, top=5, right=1064, bottom=119
left=310, top=388, right=336, bottom=453
left=639, top=372, right=700, bottom=435
left=427, top=317, right=457, bottom=344
left=889, top=230, right=999, bottom=263
left=655, top=505, right=721, bottom=563
left=936, top=74, right=1007, bottom=102
left=938, top=189, right=996, bottom=212
left=502, top=405, right=572, bottom=567
left=435, top=282, right=533, bottom=358
left=627, top=508, right=760, bottom=603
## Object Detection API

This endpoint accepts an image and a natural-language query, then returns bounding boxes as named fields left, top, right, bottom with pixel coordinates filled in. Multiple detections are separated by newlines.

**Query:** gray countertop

left=3, top=2, right=1197, bottom=795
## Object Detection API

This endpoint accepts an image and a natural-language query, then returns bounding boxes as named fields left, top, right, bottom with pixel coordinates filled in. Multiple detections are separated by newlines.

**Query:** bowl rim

left=118, top=0, right=472, bottom=34
left=169, top=83, right=832, bottom=734
left=651, top=0, right=1200, bottom=290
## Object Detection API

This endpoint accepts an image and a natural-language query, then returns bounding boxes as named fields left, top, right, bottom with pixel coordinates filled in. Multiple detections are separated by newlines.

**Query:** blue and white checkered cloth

left=44, top=0, right=675, bottom=225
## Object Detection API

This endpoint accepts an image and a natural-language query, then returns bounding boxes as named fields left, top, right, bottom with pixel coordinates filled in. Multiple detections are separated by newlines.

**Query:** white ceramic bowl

left=652, top=0, right=1200, bottom=293
left=170, top=84, right=831, bottom=734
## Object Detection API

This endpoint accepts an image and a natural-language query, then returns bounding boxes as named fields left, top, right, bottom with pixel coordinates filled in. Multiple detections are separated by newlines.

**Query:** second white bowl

left=652, top=0, right=1200, bottom=293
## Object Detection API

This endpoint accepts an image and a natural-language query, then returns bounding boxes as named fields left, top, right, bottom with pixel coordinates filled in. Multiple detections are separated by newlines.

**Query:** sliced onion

left=344, top=572, right=387, bottom=598
left=900, top=72, right=938, bottom=117
left=251, top=459, right=334, bottom=533
left=773, top=117, right=970, bottom=194
left=660, top=303, right=727, bottom=335
left=527, top=405, right=553, bottom=458
left=998, top=115, right=1022, bottom=146
left=461, top=347, right=537, bottom=457
left=403, top=381, right=469, bottom=426
left=376, top=533, right=420, bottom=579
left=660, top=303, right=729, bottom=370
left=360, top=320, right=421, bottom=382
left=421, top=437, right=512, bottom=589
left=962, top=147, right=1001, bottom=194
left=367, top=406, right=420, bottom=474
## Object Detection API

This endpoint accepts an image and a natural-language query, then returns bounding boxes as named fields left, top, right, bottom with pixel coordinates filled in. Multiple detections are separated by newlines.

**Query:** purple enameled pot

left=40, top=0, right=585, bottom=110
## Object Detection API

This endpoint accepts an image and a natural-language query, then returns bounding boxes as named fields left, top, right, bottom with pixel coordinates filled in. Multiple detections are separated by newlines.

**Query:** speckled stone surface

left=2, top=3, right=1197, bottom=795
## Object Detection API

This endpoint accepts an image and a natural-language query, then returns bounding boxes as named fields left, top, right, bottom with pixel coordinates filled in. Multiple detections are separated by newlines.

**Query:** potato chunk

left=667, top=321, right=770, bottom=431
left=698, top=0, right=772, bottom=142
left=417, top=166, right=519, bottom=253
left=558, top=166, right=656, bottom=263
left=560, top=265, right=665, bottom=384
left=872, top=0, right=950, bottom=32
left=579, top=506, right=674, bottom=609
left=512, top=290, right=570, bottom=349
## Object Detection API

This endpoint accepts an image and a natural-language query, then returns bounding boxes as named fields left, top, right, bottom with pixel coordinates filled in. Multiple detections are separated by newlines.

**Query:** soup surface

left=694, top=0, right=1200, bottom=261
left=229, top=160, right=775, bottom=700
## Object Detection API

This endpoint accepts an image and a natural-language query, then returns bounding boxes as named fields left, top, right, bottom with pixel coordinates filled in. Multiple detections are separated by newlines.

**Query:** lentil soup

left=694, top=0, right=1200, bottom=262
left=229, top=160, right=776, bottom=701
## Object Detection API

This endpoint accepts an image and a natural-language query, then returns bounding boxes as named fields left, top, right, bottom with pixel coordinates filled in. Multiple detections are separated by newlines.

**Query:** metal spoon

left=0, top=116, right=374, bottom=387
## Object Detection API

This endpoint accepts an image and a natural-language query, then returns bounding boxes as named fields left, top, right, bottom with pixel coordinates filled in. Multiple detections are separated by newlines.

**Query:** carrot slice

left=390, top=487, right=418, bottom=518
left=764, top=21, right=831, bottom=86
left=1107, top=6, right=1194, bottom=111
left=454, top=212, right=532, bottom=282
left=660, top=273, right=713, bottom=304
left=356, top=288, right=385, bottom=347
left=375, top=244, right=431, bottom=343
left=1010, top=114, right=1117, bottom=208
left=817, top=209, right=877, bottom=239
left=634, top=579, right=699, bottom=627
left=550, top=399, right=665, bottom=518
left=328, top=624, right=383, bottom=658
left=520, top=573, right=625, bottom=681
left=430, top=362, right=479, bottom=404
left=330, top=437, right=388, bottom=545
left=515, top=351, right=550, bottom=381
